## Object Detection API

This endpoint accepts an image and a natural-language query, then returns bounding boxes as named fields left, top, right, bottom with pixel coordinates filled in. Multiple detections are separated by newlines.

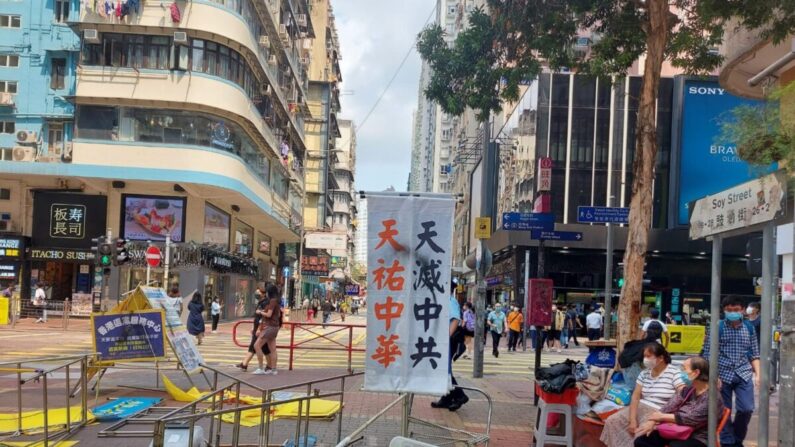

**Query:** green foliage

left=416, top=0, right=795, bottom=121
left=719, top=84, right=795, bottom=169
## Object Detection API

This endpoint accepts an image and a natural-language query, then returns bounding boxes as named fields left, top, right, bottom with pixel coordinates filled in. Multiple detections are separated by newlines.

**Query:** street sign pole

left=707, top=235, right=722, bottom=447
left=759, top=221, right=774, bottom=447
left=164, top=235, right=171, bottom=289
left=146, top=241, right=152, bottom=286
left=604, top=196, right=615, bottom=339
left=522, top=248, right=530, bottom=351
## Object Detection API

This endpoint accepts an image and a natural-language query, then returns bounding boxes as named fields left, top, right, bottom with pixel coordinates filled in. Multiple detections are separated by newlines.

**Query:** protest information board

left=91, top=309, right=166, bottom=361
left=364, top=194, right=454, bottom=395
left=170, top=330, right=204, bottom=374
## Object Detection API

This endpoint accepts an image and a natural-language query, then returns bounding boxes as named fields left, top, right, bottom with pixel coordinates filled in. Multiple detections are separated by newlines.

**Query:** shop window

left=0, top=55, right=19, bottom=67
left=55, top=0, right=70, bottom=23
left=50, top=58, right=66, bottom=90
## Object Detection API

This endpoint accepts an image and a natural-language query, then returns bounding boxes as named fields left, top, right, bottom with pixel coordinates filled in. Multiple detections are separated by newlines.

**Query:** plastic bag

left=576, top=392, right=592, bottom=416
left=604, top=382, right=632, bottom=406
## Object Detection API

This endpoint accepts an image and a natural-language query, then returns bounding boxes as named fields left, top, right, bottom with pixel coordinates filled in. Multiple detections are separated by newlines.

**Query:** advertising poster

left=528, top=278, right=553, bottom=327
left=676, top=78, right=775, bottom=225
left=203, top=204, right=230, bottom=249
left=301, top=256, right=330, bottom=276
left=121, top=194, right=186, bottom=242
left=258, top=232, right=272, bottom=256
left=364, top=194, right=454, bottom=395
left=170, top=330, right=204, bottom=374
left=345, top=284, right=360, bottom=296
left=91, top=310, right=166, bottom=361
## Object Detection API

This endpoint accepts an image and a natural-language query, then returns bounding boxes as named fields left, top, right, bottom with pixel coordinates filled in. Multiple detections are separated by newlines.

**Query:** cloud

left=334, top=0, right=433, bottom=192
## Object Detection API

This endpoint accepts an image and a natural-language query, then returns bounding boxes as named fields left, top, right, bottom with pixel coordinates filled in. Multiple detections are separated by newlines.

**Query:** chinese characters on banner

left=527, top=278, right=553, bottom=327
left=50, top=204, right=86, bottom=239
left=365, top=195, right=454, bottom=395
left=91, top=310, right=167, bottom=361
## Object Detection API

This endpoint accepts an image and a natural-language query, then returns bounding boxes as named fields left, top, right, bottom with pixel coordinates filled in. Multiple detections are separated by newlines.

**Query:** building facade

left=329, top=119, right=356, bottom=279
left=0, top=0, right=314, bottom=319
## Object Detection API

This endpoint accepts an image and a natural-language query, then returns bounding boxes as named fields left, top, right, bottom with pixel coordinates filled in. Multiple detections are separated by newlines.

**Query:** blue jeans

left=560, top=328, right=569, bottom=347
left=720, top=374, right=755, bottom=446
left=528, top=328, right=537, bottom=349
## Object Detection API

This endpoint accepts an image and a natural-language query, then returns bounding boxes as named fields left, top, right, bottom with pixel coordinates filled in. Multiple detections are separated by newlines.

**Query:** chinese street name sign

left=689, top=171, right=786, bottom=240
left=365, top=194, right=454, bottom=395
left=577, top=206, right=630, bottom=224
left=91, top=309, right=166, bottom=361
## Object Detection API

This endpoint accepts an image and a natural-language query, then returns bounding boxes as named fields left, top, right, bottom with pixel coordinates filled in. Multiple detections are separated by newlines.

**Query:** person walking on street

left=236, top=291, right=270, bottom=372
left=187, top=293, right=206, bottom=345
left=321, top=298, right=333, bottom=328
left=642, top=308, right=669, bottom=346
left=746, top=302, right=761, bottom=346
left=253, top=285, right=282, bottom=375
left=462, top=302, right=475, bottom=359
left=487, top=303, right=507, bottom=357
left=431, top=278, right=468, bottom=411
left=702, top=295, right=760, bottom=447
left=565, top=304, right=582, bottom=347
left=587, top=306, right=603, bottom=341
left=506, top=305, right=523, bottom=352
left=34, top=282, right=47, bottom=323
left=210, top=297, right=221, bottom=333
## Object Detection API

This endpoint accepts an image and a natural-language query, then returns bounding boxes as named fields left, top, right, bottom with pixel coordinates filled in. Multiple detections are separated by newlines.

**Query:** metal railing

left=0, top=354, right=91, bottom=447
left=336, top=386, right=493, bottom=447
left=7, top=297, right=73, bottom=331
left=232, top=320, right=366, bottom=372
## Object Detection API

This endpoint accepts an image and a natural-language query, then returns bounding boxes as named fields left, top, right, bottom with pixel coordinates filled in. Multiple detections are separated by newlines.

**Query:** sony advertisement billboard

left=671, top=77, right=773, bottom=227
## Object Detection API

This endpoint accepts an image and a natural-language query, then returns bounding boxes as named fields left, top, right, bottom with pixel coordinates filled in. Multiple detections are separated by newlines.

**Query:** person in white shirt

left=34, top=283, right=47, bottom=323
left=586, top=306, right=603, bottom=341
left=641, top=308, right=669, bottom=346
left=210, top=297, right=222, bottom=333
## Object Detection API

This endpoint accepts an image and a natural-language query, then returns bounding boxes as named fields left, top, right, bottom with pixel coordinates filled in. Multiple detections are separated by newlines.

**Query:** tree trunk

left=616, top=0, right=669, bottom=352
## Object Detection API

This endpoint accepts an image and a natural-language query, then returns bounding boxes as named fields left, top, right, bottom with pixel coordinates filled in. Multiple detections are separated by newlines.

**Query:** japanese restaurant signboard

left=364, top=194, right=454, bottom=395
left=32, top=192, right=107, bottom=251
left=689, top=171, right=786, bottom=240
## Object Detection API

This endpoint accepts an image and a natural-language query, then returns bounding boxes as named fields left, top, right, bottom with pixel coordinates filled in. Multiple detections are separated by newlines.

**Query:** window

left=50, top=58, right=66, bottom=89
left=145, top=36, right=169, bottom=69
left=125, top=35, right=144, bottom=68
left=0, top=15, right=21, bottom=28
left=0, top=55, right=19, bottom=67
left=170, top=44, right=189, bottom=71
left=48, top=123, right=64, bottom=154
left=0, top=188, right=10, bottom=200
left=0, top=121, right=13, bottom=134
left=54, top=0, right=69, bottom=23
left=191, top=39, right=204, bottom=72
left=0, top=81, right=17, bottom=93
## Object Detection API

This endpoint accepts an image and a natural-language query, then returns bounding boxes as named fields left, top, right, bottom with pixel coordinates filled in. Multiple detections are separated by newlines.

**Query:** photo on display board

left=121, top=194, right=186, bottom=242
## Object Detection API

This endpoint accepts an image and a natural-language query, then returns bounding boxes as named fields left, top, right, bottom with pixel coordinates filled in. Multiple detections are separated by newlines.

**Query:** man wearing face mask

left=702, top=296, right=760, bottom=447
left=745, top=302, right=761, bottom=346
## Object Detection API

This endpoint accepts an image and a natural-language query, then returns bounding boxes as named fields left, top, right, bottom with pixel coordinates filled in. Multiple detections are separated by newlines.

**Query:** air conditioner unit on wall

left=16, top=130, right=37, bottom=144
left=297, top=14, right=307, bottom=27
left=260, top=84, right=272, bottom=95
left=259, top=35, right=270, bottom=48
left=173, top=31, right=188, bottom=44
left=61, top=142, right=73, bottom=162
left=84, top=29, right=100, bottom=43
left=12, top=146, right=35, bottom=162
left=0, top=92, right=13, bottom=106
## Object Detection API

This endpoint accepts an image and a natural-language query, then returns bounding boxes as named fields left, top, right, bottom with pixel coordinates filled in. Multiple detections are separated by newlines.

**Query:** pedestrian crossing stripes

left=0, top=325, right=587, bottom=377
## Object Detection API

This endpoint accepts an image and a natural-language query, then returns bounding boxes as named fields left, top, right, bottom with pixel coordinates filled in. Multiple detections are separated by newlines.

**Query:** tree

left=417, top=0, right=795, bottom=350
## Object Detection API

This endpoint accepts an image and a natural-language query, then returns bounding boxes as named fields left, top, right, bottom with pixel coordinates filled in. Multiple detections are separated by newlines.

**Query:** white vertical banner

left=364, top=194, right=454, bottom=395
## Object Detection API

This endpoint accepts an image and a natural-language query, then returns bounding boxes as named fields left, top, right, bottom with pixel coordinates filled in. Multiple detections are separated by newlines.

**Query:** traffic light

left=615, top=265, right=625, bottom=288
left=98, top=240, right=113, bottom=267
left=115, top=238, right=130, bottom=265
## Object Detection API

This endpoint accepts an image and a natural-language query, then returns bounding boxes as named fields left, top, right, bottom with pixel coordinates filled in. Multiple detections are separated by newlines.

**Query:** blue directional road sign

left=501, top=212, right=555, bottom=231
left=531, top=230, right=583, bottom=242
left=577, top=206, right=630, bottom=224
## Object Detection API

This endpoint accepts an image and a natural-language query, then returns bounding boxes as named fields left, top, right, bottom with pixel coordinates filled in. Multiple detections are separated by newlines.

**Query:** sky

left=334, top=0, right=434, bottom=192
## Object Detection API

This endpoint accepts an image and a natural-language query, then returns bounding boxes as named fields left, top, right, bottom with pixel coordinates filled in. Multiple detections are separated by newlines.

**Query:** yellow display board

left=0, top=297, right=8, bottom=325
left=667, top=325, right=706, bottom=354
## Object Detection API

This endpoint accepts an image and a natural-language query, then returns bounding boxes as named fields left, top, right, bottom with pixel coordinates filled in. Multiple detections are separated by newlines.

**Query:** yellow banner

left=0, top=297, right=8, bottom=325
left=667, top=325, right=705, bottom=354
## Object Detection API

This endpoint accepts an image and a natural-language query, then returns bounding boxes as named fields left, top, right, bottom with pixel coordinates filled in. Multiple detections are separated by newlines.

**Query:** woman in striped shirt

left=601, top=342, right=685, bottom=447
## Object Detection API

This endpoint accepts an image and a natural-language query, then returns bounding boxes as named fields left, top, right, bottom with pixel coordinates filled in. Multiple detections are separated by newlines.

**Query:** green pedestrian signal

left=617, top=277, right=625, bottom=288
left=98, top=242, right=113, bottom=267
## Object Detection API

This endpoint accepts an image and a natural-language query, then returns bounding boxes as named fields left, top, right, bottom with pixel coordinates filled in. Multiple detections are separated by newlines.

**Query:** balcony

left=719, top=20, right=795, bottom=98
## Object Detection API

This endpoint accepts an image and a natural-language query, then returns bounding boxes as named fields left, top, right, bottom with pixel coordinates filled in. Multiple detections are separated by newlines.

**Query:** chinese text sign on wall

left=365, top=195, right=454, bottom=395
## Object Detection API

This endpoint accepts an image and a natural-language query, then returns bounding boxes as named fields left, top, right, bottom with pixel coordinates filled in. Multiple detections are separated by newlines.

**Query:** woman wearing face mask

left=601, top=342, right=685, bottom=447
left=633, top=356, right=722, bottom=447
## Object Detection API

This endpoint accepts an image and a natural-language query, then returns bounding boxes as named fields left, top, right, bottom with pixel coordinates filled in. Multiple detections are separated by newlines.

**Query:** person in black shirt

left=235, top=292, right=271, bottom=371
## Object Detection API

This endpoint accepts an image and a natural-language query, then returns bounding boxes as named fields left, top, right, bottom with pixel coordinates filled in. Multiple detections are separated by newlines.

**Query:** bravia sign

left=32, top=193, right=107, bottom=250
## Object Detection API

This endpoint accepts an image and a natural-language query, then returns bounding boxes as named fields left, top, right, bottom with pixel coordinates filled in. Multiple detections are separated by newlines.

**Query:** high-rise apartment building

left=0, top=0, right=313, bottom=317
left=330, top=119, right=356, bottom=276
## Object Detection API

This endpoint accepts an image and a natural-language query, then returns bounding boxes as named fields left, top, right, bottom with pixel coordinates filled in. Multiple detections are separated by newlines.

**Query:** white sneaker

left=252, top=368, right=267, bottom=375
left=211, top=330, right=217, bottom=334
left=35, top=318, right=42, bottom=323
left=266, top=369, right=278, bottom=376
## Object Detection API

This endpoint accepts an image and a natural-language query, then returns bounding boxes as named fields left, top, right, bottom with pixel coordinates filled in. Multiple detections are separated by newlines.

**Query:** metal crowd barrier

left=232, top=320, right=367, bottom=373
left=8, top=297, right=72, bottom=331
left=0, top=354, right=91, bottom=447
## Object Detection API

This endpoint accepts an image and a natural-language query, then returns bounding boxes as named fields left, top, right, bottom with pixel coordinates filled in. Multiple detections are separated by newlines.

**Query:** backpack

left=645, top=320, right=664, bottom=342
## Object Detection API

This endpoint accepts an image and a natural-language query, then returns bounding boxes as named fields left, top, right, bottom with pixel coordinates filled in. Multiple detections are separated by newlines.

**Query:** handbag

left=656, top=388, right=698, bottom=440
